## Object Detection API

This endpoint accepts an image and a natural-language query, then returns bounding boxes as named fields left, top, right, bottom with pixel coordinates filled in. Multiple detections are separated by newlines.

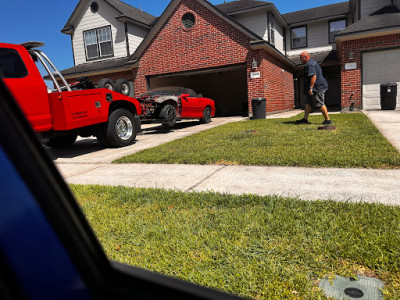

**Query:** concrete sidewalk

left=56, top=110, right=400, bottom=206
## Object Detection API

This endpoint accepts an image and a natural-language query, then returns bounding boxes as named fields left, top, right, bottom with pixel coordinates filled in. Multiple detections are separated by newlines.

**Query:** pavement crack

left=62, top=164, right=105, bottom=179
left=185, top=165, right=226, bottom=192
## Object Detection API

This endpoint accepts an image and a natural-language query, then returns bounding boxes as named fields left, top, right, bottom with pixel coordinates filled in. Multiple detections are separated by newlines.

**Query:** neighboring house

left=60, top=0, right=400, bottom=115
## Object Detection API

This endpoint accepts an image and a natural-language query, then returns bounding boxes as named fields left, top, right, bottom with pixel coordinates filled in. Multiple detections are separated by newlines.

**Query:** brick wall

left=340, top=33, right=400, bottom=110
left=133, top=0, right=294, bottom=114
left=247, top=50, right=294, bottom=113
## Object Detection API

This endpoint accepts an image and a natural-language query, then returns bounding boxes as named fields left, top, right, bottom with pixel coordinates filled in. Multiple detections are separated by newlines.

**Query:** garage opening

left=147, top=65, right=248, bottom=116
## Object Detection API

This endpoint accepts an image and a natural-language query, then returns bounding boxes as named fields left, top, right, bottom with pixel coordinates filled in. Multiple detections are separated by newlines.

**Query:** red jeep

left=0, top=42, right=141, bottom=148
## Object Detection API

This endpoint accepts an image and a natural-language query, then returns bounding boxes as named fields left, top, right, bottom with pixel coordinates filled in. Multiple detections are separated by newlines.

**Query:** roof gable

left=62, top=0, right=156, bottom=34
left=129, top=0, right=265, bottom=62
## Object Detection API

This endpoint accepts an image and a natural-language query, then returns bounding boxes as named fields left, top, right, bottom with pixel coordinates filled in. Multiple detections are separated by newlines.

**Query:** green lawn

left=72, top=185, right=400, bottom=299
left=115, top=113, right=400, bottom=168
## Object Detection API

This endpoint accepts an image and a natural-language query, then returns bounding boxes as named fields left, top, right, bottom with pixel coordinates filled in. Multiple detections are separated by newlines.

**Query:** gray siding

left=286, top=20, right=335, bottom=57
left=274, top=21, right=285, bottom=54
left=233, top=10, right=269, bottom=41
left=232, top=10, right=286, bottom=54
left=72, top=0, right=149, bottom=65
left=127, top=23, right=148, bottom=56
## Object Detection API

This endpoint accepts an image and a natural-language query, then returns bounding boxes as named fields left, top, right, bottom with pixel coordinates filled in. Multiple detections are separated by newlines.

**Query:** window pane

left=0, top=49, right=28, bottom=78
left=84, top=30, right=97, bottom=45
left=329, top=20, right=346, bottom=43
left=87, top=44, right=99, bottom=59
left=291, top=27, right=306, bottom=48
left=99, top=42, right=113, bottom=57
left=98, top=27, right=111, bottom=43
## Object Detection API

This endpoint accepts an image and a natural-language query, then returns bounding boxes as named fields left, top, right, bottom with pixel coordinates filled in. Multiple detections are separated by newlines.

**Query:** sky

left=0, top=0, right=344, bottom=71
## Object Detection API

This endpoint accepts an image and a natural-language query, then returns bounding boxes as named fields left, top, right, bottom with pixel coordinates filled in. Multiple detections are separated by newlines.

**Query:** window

left=291, top=26, right=307, bottom=49
left=329, top=19, right=346, bottom=43
left=182, top=12, right=196, bottom=29
left=83, top=26, right=113, bottom=61
left=90, top=1, right=99, bottom=13
left=0, top=49, right=28, bottom=78
left=269, top=13, right=275, bottom=46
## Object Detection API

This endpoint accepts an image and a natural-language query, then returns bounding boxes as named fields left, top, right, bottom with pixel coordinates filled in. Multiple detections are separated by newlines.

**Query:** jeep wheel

left=96, top=109, right=137, bottom=147
left=115, top=79, right=131, bottom=96
left=200, top=106, right=212, bottom=123
left=45, top=133, right=77, bottom=148
left=97, top=78, right=115, bottom=91
left=159, top=104, right=177, bottom=127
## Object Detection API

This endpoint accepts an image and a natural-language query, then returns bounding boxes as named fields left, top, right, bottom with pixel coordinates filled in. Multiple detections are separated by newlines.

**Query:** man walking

left=296, top=51, right=332, bottom=125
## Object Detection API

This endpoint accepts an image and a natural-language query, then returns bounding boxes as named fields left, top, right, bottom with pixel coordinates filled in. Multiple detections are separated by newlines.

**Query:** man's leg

left=320, top=105, right=330, bottom=121
left=304, top=103, right=312, bottom=120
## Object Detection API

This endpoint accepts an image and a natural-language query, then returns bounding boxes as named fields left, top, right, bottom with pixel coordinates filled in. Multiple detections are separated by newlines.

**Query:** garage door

left=363, top=49, right=400, bottom=110
left=148, top=66, right=248, bottom=116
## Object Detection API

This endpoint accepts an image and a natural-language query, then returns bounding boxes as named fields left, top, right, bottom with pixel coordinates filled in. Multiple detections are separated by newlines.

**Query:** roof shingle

left=216, top=0, right=272, bottom=14
left=337, top=11, right=400, bottom=37
left=282, top=1, right=349, bottom=25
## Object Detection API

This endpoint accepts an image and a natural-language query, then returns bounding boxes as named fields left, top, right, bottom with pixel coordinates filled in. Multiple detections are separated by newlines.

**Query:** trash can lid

left=252, top=97, right=266, bottom=101
left=380, top=83, right=398, bottom=87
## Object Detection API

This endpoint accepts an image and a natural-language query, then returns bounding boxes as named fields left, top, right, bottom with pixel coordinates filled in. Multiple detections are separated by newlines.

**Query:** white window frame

left=83, top=25, right=114, bottom=61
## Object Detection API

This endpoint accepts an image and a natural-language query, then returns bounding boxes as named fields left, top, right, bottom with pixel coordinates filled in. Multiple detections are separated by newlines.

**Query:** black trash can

left=252, top=97, right=266, bottom=119
left=380, top=83, right=397, bottom=110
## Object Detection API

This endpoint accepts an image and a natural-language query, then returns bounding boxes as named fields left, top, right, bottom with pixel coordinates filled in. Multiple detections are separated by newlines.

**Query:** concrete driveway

left=50, top=116, right=246, bottom=164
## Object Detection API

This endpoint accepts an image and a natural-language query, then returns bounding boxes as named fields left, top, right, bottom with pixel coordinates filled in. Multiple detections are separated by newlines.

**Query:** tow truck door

left=0, top=45, right=52, bottom=132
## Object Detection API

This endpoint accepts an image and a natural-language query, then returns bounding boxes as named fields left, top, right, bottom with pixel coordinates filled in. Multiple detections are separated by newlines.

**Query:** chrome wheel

left=105, top=83, right=114, bottom=91
left=121, top=83, right=129, bottom=95
left=115, top=116, right=133, bottom=140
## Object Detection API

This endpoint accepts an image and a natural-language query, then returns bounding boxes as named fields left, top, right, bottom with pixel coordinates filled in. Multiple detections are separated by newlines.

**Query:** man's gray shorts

left=306, top=90, right=327, bottom=108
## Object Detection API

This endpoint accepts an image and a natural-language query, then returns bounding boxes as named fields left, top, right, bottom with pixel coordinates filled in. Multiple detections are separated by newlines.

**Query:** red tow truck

left=0, top=42, right=141, bottom=148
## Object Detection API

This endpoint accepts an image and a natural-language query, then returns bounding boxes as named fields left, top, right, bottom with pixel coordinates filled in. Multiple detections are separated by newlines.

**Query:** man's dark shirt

left=304, top=58, right=328, bottom=95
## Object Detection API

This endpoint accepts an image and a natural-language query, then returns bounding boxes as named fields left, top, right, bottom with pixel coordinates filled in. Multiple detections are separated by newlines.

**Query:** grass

left=72, top=185, right=400, bottom=299
left=115, top=113, right=400, bottom=168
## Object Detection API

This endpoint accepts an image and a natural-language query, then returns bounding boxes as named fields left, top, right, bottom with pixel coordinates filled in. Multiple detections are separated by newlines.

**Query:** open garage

left=147, top=65, right=248, bottom=116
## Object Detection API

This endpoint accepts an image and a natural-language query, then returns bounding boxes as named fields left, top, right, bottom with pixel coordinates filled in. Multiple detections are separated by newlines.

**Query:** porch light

left=349, top=50, right=354, bottom=60
left=252, top=58, right=258, bottom=69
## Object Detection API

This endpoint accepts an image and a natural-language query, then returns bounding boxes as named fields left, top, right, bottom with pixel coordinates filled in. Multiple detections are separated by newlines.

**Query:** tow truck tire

left=159, top=104, right=177, bottom=127
left=200, top=106, right=212, bottom=124
left=97, top=78, right=115, bottom=91
left=115, top=79, right=131, bottom=96
left=97, top=109, right=137, bottom=148
left=45, top=133, right=77, bottom=148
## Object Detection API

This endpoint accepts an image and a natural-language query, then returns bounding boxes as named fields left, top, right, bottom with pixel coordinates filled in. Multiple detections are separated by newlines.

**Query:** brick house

left=60, top=0, right=400, bottom=115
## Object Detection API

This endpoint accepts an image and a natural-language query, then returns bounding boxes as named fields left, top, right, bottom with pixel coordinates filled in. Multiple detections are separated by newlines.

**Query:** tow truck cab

left=0, top=42, right=142, bottom=148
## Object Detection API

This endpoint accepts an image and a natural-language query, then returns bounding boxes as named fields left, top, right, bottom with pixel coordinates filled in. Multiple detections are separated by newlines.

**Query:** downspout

left=125, top=22, right=130, bottom=56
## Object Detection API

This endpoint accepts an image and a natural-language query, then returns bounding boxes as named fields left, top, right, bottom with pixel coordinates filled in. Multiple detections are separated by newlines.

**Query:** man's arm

left=309, top=75, right=316, bottom=96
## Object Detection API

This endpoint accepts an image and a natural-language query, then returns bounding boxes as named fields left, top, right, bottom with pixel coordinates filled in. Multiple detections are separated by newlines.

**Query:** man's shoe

left=295, top=118, right=311, bottom=124
left=322, top=119, right=332, bottom=125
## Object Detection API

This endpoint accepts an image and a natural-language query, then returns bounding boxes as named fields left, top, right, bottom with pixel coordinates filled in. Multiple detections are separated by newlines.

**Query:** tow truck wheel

left=159, top=104, right=177, bottom=127
left=97, top=108, right=137, bottom=147
left=45, top=133, right=77, bottom=148
left=97, top=78, right=115, bottom=91
left=115, top=79, right=131, bottom=96
left=200, top=106, right=212, bottom=124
